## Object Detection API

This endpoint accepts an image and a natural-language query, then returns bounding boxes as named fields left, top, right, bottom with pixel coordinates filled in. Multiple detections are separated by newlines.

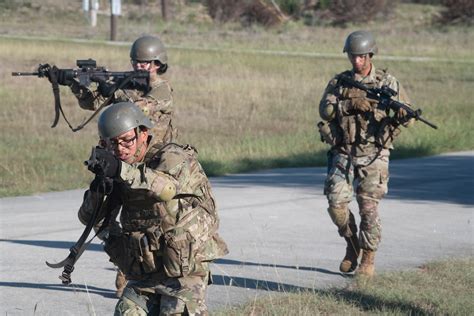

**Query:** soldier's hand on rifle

left=396, top=107, right=408, bottom=120
left=90, top=76, right=116, bottom=97
left=89, top=176, right=114, bottom=194
left=350, top=98, right=372, bottom=112
left=87, top=147, right=121, bottom=178
left=37, top=64, right=52, bottom=78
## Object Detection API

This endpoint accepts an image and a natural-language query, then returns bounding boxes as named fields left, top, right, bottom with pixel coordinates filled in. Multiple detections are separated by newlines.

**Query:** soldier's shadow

left=0, top=281, right=116, bottom=299
left=215, top=258, right=341, bottom=276
left=0, top=240, right=346, bottom=294
left=211, top=274, right=313, bottom=292
left=211, top=258, right=346, bottom=292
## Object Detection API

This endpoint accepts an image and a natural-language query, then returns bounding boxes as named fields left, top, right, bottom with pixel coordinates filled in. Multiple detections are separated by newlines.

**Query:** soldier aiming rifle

left=12, top=58, right=150, bottom=131
left=12, top=35, right=177, bottom=143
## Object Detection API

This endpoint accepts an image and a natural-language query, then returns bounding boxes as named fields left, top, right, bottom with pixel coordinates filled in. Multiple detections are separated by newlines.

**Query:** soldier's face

left=131, top=60, right=159, bottom=80
left=348, top=53, right=372, bottom=75
left=106, top=129, right=148, bottom=164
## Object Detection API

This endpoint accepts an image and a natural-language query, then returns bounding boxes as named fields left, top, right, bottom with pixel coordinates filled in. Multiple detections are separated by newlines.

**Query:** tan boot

left=339, top=235, right=361, bottom=273
left=115, top=269, right=128, bottom=298
left=356, top=250, right=375, bottom=277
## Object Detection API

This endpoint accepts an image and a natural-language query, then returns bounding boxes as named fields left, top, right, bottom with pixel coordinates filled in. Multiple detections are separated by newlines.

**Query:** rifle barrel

left=11, top=72, right=39, bottom=76
left=418, top=117, right=438, bottom=129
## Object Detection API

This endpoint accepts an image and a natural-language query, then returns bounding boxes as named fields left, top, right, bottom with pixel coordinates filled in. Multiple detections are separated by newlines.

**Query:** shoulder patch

left=148, top=81, right=172, bottom=102
left=156, top=145, right=187, bottom=176
left=375, top=68, right=390, bottom=80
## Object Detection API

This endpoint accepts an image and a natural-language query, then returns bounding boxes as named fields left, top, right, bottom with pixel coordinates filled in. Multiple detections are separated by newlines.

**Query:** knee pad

left=115, top=287, right=149, bottom=316
left=327, top=204, right=349, bottom=229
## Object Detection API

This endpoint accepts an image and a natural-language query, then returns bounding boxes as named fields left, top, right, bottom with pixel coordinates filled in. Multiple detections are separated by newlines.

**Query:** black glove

left=91, top=76, right=117, bottom=97
left=37, top=63, right=52, bottom=78
left=98, top=80, right=117, bottom=97
left=86, top=147, right=121, bottom=178
left=89, top=176, right=114, bottom=194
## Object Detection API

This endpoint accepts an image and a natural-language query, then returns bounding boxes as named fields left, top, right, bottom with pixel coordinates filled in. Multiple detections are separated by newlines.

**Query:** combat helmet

left=343, top=30, right=378, bottom=55
left=98, top=102, right=153, bottom=139
left=130, top=35, right=168, bottom=65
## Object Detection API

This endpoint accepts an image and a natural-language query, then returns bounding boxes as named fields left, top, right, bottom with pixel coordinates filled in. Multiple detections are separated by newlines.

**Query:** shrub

left=400, top=0, right=441, bottom=4
left=204, top=0, right=245, bottom=22
left=437, top=0, right=474, bottom=25
left=204, top=0, right=286, bottom=26
left=275, top=0, right=304, bottom=15
left=328, top=0, right=392, bottom=25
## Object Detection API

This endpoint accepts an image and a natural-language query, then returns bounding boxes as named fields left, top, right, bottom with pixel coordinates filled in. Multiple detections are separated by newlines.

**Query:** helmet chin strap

left=131, top=141, right=146, bottom=163
left=128, top=128, right=148, bottom=163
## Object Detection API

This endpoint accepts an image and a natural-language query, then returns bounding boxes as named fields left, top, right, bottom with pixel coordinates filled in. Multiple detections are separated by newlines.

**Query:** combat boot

left=115, top=269, right=128, bottom=298
left=339, top=235, right=361, bottom=273
left=356, top=250, right=375, bottom=277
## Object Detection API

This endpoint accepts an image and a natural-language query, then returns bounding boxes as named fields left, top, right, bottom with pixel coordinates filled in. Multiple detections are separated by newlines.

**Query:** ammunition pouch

left=104, top=227, right=162, bottom=279
left=340, top=115, right=357, bottom=144
left=163, top=230, right=196, bottom=278
left=317, top=121, right=341, bottom=146
left=375, top=118, right=401, bottom=149
left=162, top=198, right=224, bottom=278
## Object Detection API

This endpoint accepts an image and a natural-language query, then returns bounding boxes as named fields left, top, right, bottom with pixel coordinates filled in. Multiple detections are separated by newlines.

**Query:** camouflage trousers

left=324, top=149, right=389, bottom=251
left=114, top=268, right=210, bottom=316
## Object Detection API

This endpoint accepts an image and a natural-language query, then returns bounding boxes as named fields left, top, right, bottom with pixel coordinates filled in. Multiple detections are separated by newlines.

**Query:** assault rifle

left=46, top=147, right=120, bottom=285
left=338, top=75, right=438, bottom=129
left=12, top=59, right=150, bottom=131
left=12, top=58, right=149, bottom=89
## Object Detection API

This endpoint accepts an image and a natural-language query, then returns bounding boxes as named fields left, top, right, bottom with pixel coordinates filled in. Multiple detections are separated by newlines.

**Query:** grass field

left=213, top=258, right=474, bottom=315
left=1, top=2, right=473, bottom=198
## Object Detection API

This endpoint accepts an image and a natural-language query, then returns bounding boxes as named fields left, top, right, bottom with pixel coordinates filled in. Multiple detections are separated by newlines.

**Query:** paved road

left=1, top=151, right=473, bottom=315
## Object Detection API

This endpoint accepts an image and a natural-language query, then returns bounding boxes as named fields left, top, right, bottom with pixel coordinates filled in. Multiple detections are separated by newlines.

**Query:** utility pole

left=161, top=0, right=168, bottom=21
left=90, top=0, right=99, bottom=27
left=110, top=0, right=121, bottom=41
left=82, top=0, right=89, bottom=22
left=83, top=0, right=99, bottom=27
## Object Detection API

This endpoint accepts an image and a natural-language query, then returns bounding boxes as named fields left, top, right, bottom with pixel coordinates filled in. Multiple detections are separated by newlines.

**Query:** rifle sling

left=47, top=71, right=144, bottom=132
left=48, top=67, right=75, bottom=130
left=70, top=74, right=141, bottom=132
left=46, top=183, right=122, bottom=285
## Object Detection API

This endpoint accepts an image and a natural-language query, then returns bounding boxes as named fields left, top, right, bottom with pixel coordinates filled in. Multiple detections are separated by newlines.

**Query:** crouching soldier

left=78, top=101, right=228, bottom=315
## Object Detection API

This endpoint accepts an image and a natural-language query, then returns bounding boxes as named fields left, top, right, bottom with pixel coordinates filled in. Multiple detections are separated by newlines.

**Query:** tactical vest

left=333, top=68, right=400, bottom=153
left=104, top=142, right=228, bottom=280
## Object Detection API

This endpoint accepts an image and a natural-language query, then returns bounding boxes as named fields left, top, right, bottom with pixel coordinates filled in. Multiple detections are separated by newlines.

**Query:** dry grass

left=0, top=2, right=473, bottom=196
left=213, top=258, right=474, bottom=315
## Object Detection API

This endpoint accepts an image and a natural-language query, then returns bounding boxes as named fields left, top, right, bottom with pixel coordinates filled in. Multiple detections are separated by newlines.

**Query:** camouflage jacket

left=71, top=75, right=176, bottom=142
left=318, top=65, right=412, bottom=156
left=78, top=140, right=228, bottom=281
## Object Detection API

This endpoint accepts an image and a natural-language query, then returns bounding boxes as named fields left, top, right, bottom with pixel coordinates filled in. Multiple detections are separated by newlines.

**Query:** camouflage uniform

left=78, top=140, right=228, bottom=315
left=70, top=76, right=176, bottom=143
left=318, top=65, right=411, bottom=251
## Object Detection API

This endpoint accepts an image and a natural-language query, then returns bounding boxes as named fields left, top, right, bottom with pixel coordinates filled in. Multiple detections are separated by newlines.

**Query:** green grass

left=0, top=3, right=474, bottom=197
left=213, top=258, right=474, bottom=315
